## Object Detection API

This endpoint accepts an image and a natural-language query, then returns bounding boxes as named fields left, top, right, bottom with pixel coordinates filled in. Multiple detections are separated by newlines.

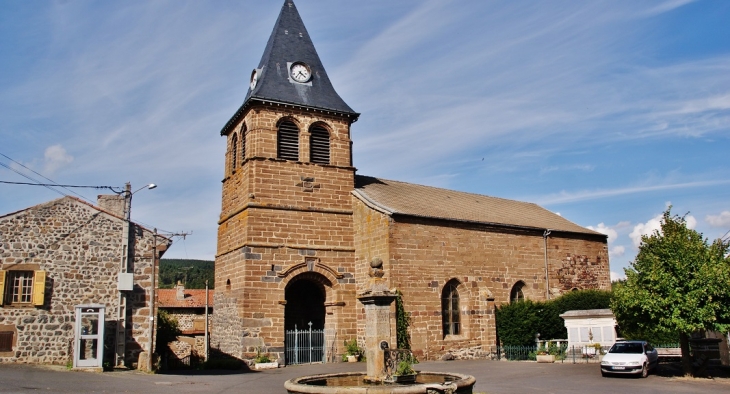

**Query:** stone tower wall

left=214, top=105, right=358, bottom=362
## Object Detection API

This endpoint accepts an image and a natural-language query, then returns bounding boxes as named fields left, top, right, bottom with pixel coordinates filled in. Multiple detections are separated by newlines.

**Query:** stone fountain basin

left=284, top=371, right=476, bottom=393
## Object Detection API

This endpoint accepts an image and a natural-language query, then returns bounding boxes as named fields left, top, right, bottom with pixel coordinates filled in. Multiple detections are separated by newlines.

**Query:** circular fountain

left=284, top=258, right=476, bottom=394
left=285, top=371, right=475, bottom=393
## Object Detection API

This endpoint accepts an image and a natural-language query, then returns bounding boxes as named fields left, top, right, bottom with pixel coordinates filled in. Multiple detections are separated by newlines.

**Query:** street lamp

left=116, top=182, right=156, bottom=368
left=125, top=183, right=157, bottom=221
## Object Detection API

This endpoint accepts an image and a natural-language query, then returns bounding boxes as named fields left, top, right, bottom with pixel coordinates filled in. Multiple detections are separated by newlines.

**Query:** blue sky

left=1, top=0, right=729, bottom=281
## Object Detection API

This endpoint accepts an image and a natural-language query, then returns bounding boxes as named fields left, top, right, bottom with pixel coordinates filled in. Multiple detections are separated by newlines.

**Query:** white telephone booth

left=74, top=304, right=106, bottom=369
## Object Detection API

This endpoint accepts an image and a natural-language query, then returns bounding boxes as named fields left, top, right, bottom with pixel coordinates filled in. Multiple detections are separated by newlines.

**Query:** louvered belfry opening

left=278, top=120, right=300, bottom=161
left=231, top=133, right=238, bottom=171
left=309, top=124, right=330, bottom=164
left=240, top=123, right=247, bottom=161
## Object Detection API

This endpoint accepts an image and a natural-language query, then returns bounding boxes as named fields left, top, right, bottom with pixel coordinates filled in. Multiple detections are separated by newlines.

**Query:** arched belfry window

left=309, top=124, right=330, bottom=164
left=510, top=281, right=525, bottom=304
left=442, top=280, right=460, bottom=336
left=278, top=120, right=299, bottom=161
left=230, top=133, right=238, bottom=171
left=240, top=122, right=247, bottom=161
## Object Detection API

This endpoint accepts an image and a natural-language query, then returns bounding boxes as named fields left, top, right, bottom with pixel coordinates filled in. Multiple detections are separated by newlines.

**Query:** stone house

left=0, top=195, right=170, bottom=367
left=157, top=282, right=213, bottom=360
left=212, top=1, right=609, bottom=363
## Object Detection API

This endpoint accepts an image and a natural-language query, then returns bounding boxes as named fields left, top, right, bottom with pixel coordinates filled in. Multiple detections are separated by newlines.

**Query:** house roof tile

left=157, top=288, right=214, bottom=308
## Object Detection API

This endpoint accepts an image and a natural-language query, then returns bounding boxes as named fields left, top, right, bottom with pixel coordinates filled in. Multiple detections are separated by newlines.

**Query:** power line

left=0, top=180, right=117, bottom=191
left=0, top=151, right=112, bottom=201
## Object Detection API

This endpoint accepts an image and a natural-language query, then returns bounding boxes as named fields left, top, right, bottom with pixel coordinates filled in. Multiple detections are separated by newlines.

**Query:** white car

left=600, top=340, right=659, bottom=378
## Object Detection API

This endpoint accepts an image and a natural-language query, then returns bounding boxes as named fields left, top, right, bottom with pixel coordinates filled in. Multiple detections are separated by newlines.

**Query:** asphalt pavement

left=0, top=360, right=728, bottom=393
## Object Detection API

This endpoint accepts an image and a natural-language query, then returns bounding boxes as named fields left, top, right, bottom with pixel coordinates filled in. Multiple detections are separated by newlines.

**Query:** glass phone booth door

left=74, top=304, right=105, bottom=369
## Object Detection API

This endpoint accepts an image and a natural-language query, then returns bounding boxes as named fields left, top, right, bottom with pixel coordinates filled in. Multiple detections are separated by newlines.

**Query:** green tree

left=611, top=208, right=730, bottom=376
left=155, top=310, right=182, bottom=357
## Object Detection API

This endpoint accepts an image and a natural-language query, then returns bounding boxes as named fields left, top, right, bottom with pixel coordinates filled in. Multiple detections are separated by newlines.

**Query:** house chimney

left=97, top=194, right=125, bottom=217
left=176, top=281, right=185, bottom=300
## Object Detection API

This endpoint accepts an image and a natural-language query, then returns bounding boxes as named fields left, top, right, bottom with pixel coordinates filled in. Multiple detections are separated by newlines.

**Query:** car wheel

left=601, top=371, right=608, bottom=377
left=641, top=363, right=648, bottom=378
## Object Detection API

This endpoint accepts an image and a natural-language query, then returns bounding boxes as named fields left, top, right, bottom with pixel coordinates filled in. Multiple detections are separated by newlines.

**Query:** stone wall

left=164, top=308, right=211, bottom=332
left=354, top=211, right=609, bottom=361
left=0, top=197, right=166, bottom=367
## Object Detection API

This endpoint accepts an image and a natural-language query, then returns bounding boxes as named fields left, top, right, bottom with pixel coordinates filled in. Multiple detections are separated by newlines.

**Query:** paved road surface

left=0, top=360, right=728, bottom=393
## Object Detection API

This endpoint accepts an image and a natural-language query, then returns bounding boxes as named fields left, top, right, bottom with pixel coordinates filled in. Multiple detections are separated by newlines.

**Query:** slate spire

left=222, top=1, right=357, bottom=135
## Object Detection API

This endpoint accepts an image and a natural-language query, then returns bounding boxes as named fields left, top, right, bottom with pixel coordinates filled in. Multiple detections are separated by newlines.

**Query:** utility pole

left=115, top=182, right=156, bottom=368
left=205, top=279, right=209, bottom=361
left=115, top=183, right=132, bottom=368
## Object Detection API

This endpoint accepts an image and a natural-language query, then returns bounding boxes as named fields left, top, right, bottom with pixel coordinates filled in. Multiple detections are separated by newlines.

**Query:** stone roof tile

left=353, top=175, right=602, bottom=236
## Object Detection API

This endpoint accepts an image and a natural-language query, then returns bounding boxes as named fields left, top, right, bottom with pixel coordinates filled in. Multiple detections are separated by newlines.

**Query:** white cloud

left=587, top=222, right=617, bottom=243
left=640, top=0, right=698, bottom=17
left=610, top=271, right=626, bottom=282
left=685, top=215, right=697, bottom=230
left=43, top=145, right=73, bottom=174
left=537, top=180, right=730, bottom=205
left=629, top=212, right=697, bottom=247
left=706, top=211, right=730, bottom=227
left=610, top=245, right=625, bottom=258
left=629, top=214, right=663, bottom=248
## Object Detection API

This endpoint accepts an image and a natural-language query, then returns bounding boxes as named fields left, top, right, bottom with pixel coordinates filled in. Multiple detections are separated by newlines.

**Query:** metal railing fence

left=285, top=325, right=325, bottom=365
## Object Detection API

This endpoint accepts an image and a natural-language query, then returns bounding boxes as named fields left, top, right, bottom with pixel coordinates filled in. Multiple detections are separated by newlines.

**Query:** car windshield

left=609, top=343, right=643, bottom=354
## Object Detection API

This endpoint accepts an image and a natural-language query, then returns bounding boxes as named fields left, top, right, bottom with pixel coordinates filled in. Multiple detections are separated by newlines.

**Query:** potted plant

left=254, top=348, right=278, bottom=369
left=343, top=339, right=362, bottom=362
left=535, top=346, right=555, bottom=363
left=390, top=359, right=417, bottom=383
left=593, top=343, right=605, bottom=361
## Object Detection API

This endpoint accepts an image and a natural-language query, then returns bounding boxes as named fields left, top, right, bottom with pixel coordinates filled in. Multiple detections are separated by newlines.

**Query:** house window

left=510, top=281, right=525, bottom=303
left=441, top=280, right=460, bottom=336
left=277, top=120, right=299, bottom=161
left=0, top=331, right=12, bottom=352
left=8, top=271, right=33, bottom=304
left=231, top=133, right=238, bottom=171
left=0, top=270, right=46, bottom=307
left=309, top=124, right=330, bottom=164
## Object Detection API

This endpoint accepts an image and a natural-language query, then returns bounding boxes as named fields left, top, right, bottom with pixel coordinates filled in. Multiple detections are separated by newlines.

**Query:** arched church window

left=277, top=120, right=299, bottom=161
left=309, top=124, right=330, bottom=164
left=240, top=122, right=247, bottom=161
left=510, top=281, right=525, bottom=303
left=231, top=133, right=238, bottom=171
left=442, top=280, right=460, bottom=336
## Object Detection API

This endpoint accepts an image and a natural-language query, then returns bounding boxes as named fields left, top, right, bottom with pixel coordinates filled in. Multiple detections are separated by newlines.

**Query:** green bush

left=394, top=360, right=415, bottom=376
left=155, top=310, right=182, bottom=355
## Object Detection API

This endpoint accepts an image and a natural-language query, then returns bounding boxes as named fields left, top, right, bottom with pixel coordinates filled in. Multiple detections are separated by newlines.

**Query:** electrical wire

left=0, top=151, right=119, bottom=202
left=0, top=180, right=116, bottom=190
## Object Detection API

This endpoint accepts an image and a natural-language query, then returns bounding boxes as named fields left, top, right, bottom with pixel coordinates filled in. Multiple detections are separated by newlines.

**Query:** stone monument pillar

left=357, top=258, right=397, bottom=383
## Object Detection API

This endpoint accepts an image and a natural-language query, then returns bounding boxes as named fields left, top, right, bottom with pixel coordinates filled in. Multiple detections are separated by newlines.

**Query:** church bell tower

left=213, top=0, right=360, bottom=362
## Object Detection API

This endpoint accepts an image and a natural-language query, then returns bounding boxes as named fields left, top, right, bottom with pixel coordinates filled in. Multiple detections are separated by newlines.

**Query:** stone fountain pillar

left=357, top=258, right=397, bottom=383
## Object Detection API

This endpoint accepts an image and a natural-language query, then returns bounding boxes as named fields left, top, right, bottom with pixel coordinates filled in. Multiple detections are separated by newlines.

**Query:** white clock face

left=250, top=69, right=259, bottom=90
left=290, top=62, right=311, bottom=83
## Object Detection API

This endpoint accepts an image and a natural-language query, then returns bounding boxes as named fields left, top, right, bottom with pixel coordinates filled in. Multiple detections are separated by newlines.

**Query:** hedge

left=495, top=289, right=611, bottom=347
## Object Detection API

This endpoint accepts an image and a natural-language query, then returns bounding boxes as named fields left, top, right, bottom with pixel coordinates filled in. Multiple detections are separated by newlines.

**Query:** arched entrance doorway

left=284, top=273, right=328, bottom=364
left=285, top=278, right=326, bottom=330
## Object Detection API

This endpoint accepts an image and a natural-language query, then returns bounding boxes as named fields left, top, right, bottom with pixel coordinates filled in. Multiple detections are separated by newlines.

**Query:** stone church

left=211, top=1, right=609, bottom=363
